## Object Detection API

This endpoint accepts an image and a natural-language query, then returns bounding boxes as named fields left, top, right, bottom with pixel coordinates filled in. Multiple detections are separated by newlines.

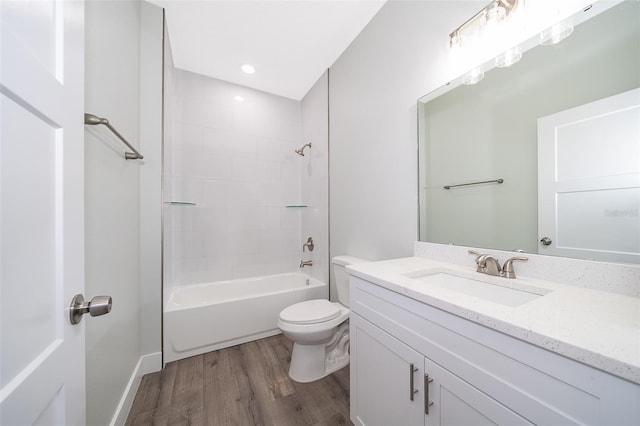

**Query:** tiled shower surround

left=164, top=69, right=324, bottom=288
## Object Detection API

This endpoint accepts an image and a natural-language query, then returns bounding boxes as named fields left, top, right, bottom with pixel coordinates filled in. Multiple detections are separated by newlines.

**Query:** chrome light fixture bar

left=449, top=0, right=519, bottom=48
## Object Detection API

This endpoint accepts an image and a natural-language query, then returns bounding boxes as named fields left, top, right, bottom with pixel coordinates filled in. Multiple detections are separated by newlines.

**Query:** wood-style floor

left=126, top=334, right=352, bottom=426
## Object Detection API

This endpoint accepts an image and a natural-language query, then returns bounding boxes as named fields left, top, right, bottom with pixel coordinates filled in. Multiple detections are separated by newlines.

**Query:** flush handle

left=69, top=294, right=112, bottom=325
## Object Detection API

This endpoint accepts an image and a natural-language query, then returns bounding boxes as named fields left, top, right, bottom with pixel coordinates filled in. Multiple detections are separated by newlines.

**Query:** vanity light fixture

left=485, top=0, right=507, bottom=28
left=449, top=0, right=519, bottom=50
left=495, top=45, right=522, bottom=68
left=539, top=20, right=574, bottom=45
left=462, top=66, right=485, bottom=85
left=240, top=63, right=255, bottom=74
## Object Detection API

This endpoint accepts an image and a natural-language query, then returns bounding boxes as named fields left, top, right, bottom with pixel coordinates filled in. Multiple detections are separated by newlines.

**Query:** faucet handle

left=502, top=256, right=528, bottom=279
left=468, top=250, right=482, bottom=263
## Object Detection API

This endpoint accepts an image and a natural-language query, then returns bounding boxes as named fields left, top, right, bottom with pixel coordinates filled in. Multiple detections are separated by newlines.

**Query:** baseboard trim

left=110, top=352, right=162, bottom=426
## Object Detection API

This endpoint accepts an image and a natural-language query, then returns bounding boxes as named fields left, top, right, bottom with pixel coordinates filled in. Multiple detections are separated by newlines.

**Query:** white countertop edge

left=347, top=257, right=640, bottom=385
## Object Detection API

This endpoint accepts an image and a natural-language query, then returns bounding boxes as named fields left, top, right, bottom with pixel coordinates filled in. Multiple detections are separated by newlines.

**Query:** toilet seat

left=279, top=299, right=341, bottom=325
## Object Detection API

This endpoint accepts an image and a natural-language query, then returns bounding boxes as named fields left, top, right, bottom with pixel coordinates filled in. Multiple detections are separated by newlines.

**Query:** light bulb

left=485, top=2, right=506, bottom=27
left=240, top=64, right=255, bottom=74
left=449, top=31, right=463, bottom=50
left=462, top=67, right=484, bottom=85
left=495, top=46, right=522, bottom=68
left=540, top=21, right=574, bottom=46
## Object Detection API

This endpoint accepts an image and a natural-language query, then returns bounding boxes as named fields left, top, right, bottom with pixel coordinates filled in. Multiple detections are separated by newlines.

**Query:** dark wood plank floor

left=126, top=334, right=352, bottom=426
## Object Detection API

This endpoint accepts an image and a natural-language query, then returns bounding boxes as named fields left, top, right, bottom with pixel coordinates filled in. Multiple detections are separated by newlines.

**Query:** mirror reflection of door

left=537, top=88, right=640, bottom=264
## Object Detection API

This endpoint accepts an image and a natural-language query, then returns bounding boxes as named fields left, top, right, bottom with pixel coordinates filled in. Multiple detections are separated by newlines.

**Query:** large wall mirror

left=418, top=0, right=639, bottom=264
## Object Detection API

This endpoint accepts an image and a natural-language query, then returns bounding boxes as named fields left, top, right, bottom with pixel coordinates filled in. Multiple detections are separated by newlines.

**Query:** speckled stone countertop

left=347, top=257, right=640, bottom=385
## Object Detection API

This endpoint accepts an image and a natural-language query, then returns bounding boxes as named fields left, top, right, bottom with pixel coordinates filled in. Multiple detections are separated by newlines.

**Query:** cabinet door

left=351, top=314, right=424, bottom=426
left=424, top=357, right=533, bottom=426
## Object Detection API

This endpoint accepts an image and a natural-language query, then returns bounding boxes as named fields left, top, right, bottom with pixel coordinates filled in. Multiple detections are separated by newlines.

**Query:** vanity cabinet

left=349, top=276, right=640, bottom=426
left=352, top=313, right=531, bottom=426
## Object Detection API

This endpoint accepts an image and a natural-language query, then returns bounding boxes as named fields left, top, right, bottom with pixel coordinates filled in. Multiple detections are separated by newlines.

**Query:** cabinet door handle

left=425, top=374, right=434, bottom=414
left=409, top=363, right=419, bottom=401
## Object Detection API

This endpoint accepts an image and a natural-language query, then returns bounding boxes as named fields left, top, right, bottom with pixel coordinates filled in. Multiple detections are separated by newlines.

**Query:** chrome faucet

left=468, top=250, right=528, bottom=279
left=300, top=260, right=313, bottom=268
left=303, top=237, right=314, bottom=252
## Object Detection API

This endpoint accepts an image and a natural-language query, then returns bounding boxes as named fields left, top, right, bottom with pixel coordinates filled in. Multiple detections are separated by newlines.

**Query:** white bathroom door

left=537, top=88, right=640, bottom=264
left=1, top=1, right=86, bottom=425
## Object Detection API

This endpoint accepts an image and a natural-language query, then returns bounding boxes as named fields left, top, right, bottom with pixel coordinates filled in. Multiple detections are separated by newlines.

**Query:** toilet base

left=288, top=322, right=350, bottom=383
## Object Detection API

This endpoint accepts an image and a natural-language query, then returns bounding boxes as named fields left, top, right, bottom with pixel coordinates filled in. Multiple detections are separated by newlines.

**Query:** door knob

left=539, top=237, right=552, bottom=246
left=69, top=294, right=112, bottom=325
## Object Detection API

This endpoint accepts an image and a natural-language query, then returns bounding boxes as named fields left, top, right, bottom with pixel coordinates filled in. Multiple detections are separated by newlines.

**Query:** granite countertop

left=346, top=257, right=640, bottom=385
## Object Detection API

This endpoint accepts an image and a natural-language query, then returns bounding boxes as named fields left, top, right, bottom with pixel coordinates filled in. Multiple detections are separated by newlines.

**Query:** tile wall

left=164, top=69, right=309, bottom=287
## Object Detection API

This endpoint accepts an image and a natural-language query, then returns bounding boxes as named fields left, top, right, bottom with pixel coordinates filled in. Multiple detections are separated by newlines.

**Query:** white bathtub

left=164, top=272, right=327, bottom=363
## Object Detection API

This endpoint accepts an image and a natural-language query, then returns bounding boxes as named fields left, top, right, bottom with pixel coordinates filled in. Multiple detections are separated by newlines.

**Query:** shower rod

left=84, top=113, right=144, bottom=160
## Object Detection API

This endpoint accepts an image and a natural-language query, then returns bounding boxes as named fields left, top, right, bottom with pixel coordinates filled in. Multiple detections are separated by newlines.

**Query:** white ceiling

left=148, top=0, right=387, bottom=100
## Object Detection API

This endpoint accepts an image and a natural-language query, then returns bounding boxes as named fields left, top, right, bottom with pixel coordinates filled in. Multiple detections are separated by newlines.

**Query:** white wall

left=328, top=0, right=598, bottom=267
left=329, top=1, right=478, bottom=265
left=165, top=70, right=304, bottom=287
left=85, top=1, right=163, bottom=424
left=84, top=2, right=142, bottom=424
left=301, top=71, right=329, bottom=293
left=420, top=1, right=639, bottom=255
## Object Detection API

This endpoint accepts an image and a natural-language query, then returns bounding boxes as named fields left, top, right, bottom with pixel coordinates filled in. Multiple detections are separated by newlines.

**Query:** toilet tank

left=332, top=255, right=370, bottom=307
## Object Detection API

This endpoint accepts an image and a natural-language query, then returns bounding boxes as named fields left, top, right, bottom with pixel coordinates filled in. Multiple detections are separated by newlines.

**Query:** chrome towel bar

left=443, top=178, right=503, bottom=190
left=84, top=113, right=143, bottom=160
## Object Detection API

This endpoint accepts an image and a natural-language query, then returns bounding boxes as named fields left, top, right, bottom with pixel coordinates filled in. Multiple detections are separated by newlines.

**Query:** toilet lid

left=279, top=299, right=341, bottom=325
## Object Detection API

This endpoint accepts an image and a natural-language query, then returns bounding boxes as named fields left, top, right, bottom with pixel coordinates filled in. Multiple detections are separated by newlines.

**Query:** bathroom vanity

left=347, top=256, right=640, bottom=426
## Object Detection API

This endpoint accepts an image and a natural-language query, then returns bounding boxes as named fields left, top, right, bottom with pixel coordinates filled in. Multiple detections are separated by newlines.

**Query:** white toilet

left=278, top=255, right=368, bottom=383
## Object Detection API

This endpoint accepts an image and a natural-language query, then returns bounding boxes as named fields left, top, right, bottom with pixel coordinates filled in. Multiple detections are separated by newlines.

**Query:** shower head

left=295, top=142, right=312, bottom=156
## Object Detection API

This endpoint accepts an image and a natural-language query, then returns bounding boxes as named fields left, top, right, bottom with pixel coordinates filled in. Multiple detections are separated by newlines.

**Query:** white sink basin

left=411, top=272, right=549, bottom=307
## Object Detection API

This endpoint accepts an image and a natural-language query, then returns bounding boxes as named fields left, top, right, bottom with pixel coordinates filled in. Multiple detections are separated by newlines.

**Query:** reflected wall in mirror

left=418, top=0, right=639, bottom=264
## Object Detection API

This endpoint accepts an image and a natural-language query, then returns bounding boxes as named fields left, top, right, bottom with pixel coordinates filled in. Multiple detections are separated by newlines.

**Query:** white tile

left=228, top=132, right=258, bottom=159
left=203, top=127, right=234, bottom=157
left=229, top=205, right=260, bottom=231
left=232, top=159, right=280, bottom=183
left=174, top=95, right=204, bottom=126
left=167, top=177, right=203, bottom=204
left=174, top=256, right=234, bottom=285
left=228, top=230, right=259, bottom=255
left=281, top=207, right=302, bottom=228
left=232, top=253, right=281, bottom=279
left=229, top=182, right=259, bottom=206
left=202, top=180, right=231, bottom=206
left=259, top=228, right=300, bottom=255
left=203, top=99, right=234, bottom=130
left=203, top=77, right=237, bottom=104
left=199, top=153, right=232, bottom=180
left=203, top=231, right=231, bottom=257
left=281, top=182, right=301, bottom=206
left=258, top=206, right=281, bottom=230
left=257, top=137, right=296, bottom=162
left=174, top=70, right=203, bottom=99
left=198, top=206, right=230, bottom=234
left=259, top=183, right=282, bottom=207
left=281, top=257, right=302, bottom=273
left=173, top=231, right=203, bottom=259
left=174, top=123, right=203, bottom=152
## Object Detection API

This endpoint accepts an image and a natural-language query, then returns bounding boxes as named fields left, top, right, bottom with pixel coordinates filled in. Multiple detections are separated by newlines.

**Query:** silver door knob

left=539, top=237, right=553, bottom=246
left=69, top=294, right=112, bottom=325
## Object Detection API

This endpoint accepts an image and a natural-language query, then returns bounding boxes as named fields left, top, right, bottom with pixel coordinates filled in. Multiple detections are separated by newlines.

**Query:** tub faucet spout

left=300, top=260, right=313, bottom=268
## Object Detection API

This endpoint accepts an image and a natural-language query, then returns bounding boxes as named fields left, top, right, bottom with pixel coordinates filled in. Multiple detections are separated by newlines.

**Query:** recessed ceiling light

left=234, top=96, right=245, bottom=102
left=240, top=64, right=255, bottom=74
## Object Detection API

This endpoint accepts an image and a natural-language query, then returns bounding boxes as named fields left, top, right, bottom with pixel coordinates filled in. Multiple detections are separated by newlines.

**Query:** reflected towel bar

left=84, top=113, right=143, bottom=160
left=444, top=178, right=503, bottom=190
